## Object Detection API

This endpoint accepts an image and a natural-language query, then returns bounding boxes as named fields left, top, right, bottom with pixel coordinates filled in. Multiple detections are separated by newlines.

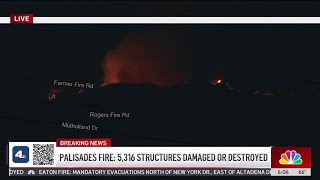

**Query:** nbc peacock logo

left=279, top=150, right=303, bottom=165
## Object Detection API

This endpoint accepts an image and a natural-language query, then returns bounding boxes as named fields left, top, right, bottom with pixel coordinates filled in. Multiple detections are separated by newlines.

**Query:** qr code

left=33, top=144, right=54, bottom=165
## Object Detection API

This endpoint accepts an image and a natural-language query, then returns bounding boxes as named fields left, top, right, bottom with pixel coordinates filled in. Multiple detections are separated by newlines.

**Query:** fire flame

left=101, top=33, right=189, bottom=86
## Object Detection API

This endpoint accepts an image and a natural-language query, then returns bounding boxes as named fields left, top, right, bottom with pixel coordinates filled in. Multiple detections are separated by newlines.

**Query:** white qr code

left=33, top=144, right=54, bottom=165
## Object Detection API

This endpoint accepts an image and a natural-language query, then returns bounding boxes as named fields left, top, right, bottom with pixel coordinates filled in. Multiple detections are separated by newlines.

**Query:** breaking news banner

left=8, top=138, right=311, bottom=176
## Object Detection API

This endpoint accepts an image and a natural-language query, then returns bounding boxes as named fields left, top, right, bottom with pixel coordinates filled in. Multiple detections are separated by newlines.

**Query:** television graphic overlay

left=12, top=146, right=29, bottom=163
left=279, top=150, right=303, bottom=165
left=271, top=147, right=311, bottom=176
left=8, top=141, right=312, bottom=176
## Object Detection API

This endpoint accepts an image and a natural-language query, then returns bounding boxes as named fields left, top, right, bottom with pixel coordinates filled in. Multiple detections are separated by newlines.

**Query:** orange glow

left=101, top=34, right=189, bottom=86
left=211, top=79, right=223, bottom=85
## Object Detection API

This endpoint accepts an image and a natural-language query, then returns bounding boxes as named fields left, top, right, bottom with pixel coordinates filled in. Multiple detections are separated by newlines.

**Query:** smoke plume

left=102, top=33, right=189, bottom=86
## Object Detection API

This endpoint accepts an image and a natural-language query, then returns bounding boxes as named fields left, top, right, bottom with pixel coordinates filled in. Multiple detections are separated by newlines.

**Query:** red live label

left=10, top=14, right=33, bottom=24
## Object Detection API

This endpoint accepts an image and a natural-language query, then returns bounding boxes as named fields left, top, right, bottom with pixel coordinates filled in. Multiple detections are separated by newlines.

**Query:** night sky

left=1, top=1, right=320, bottom=91
left=2, top=24, right=320, bottom=91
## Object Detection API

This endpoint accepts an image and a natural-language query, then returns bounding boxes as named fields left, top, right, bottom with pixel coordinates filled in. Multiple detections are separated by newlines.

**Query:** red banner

left=10, top=14, right=33, bottom=24
left=56, top=138, right=111, bottom=147
left=271, top=147, right=311, bottom=168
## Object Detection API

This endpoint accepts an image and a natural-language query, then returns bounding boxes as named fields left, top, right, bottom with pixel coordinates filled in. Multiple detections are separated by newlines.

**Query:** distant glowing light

left=210, top=79, right=223, bottom=85
left=48, top=89, right=58, bottom=100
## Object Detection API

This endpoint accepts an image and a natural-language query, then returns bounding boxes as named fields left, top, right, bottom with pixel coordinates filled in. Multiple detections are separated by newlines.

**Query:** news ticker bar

left=8, top=139, right=311, bottom=176
left=8, top=168, right=310, bottom=176
left=4, top=15, right=320, bottom=24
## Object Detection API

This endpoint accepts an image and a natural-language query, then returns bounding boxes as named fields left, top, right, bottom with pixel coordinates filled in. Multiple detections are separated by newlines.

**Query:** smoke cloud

left=102, top=33, right=189, bottom=86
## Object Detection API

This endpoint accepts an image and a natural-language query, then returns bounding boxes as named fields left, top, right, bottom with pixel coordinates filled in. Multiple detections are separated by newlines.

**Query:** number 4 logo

left=15, top=150, right=26, bottom=158
left=12, top=146, right=29, bottom=163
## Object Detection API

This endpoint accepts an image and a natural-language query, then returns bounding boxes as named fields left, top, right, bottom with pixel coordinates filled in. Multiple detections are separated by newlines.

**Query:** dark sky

left=2, top=24, right=320, bottom=90
left=1, top=1, right=320, bottom=90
